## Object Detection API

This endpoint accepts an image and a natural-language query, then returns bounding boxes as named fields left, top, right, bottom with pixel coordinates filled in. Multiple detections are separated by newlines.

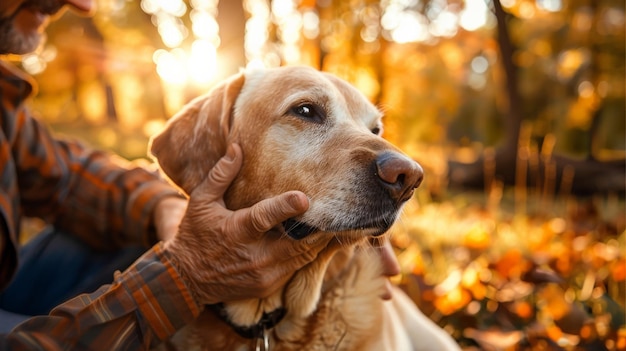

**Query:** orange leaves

left=462, top=225, right=492, bottom=250
left=395, top=196, right=625, bottom=350
left=434, top=285, right=473, bottom=316
left=493, top=249, right=528, bottom=280
left=539, top=284, right=571, bottom=320
left=611, top=258, right=626, bottom=282
left=513, top=300, right=534, bottom=319
left=616, top=328, right=626, bottom=350
left=462, top=264, right=488, bottom=300
left=463, top=328, right=524, bottom=351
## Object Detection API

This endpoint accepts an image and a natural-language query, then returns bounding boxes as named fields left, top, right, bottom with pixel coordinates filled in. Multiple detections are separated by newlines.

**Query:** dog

left=150, top=66, right=461, bottom=351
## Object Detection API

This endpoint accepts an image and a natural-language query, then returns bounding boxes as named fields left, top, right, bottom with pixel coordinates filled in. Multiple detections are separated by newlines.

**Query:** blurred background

left=9, top=0, right=626, bottom=350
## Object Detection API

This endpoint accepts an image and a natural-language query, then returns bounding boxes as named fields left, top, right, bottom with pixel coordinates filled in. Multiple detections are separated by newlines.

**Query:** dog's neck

left=190, top=240, right=386, bottom=351
left=207, top=303, right=286, bottom=340
left=218, top=238, right=367, bottom=328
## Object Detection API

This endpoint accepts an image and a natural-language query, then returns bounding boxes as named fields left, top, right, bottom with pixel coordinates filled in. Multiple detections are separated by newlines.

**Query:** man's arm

left=13, top=104, right=181, bottom=249
left=1, top=244, right=200, bottom=350
left=1, top=144, right=330, bottom=350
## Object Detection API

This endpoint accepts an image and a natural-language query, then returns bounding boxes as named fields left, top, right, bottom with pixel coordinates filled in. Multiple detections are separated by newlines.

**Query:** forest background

left=9, top=0, right=625, bottom=350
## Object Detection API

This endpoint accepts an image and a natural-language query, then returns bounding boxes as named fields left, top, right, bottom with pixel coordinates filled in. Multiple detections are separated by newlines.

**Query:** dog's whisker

left=332, top=233, right=345, bottom=247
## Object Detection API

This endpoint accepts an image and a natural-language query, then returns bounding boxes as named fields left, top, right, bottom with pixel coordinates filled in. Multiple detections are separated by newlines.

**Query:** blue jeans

left=0, top=227, right=145, bottom=332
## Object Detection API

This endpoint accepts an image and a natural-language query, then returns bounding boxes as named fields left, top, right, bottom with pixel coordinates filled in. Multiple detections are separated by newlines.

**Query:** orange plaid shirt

left=0, top=61, right=201, bottom=349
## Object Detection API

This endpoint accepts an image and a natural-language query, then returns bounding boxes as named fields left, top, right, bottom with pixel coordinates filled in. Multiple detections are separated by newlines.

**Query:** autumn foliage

left=14, top=0, right=626, bottom=350
left=392, top=191, right=625, bottom=350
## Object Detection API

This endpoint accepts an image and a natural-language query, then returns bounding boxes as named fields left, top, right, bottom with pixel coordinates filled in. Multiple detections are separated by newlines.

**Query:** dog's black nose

left=375, top=152, right=423, bottom=203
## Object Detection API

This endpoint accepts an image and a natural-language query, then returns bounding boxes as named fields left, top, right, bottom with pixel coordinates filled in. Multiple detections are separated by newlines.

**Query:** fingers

left=373, top=237, right=400, bottom=300
left=378, top=239, right=401, bottom=277
left=381, top=280, right=394, bottom=300
left=242, top=191, right=309, bottom=235
left=192, top=144, right=243, bottom=201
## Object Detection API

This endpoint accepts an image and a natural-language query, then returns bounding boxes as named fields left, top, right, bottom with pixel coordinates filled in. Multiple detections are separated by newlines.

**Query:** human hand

left=164, top=144, right=329, bottom=305
left=371, top=237, right=401, bottom=300
left=153, top=196, right=187, bottom=242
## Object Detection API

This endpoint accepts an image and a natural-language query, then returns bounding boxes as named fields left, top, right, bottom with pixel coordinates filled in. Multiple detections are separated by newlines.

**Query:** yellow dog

left=151, top=66, right=460, bottom=351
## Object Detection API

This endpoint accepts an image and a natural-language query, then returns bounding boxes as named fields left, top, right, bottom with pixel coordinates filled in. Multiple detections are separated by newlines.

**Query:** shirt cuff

left=120, top=243, right=202, bottom=341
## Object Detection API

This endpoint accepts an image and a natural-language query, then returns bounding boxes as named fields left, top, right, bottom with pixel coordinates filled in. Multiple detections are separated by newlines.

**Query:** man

left=0, top=0, right=402, bottom=349
left=0, top=0, right=330, bottom=348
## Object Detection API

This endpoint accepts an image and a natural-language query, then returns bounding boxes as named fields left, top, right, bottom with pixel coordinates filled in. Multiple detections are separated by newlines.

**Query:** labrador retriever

left=150, top=66, right=460, bottom=351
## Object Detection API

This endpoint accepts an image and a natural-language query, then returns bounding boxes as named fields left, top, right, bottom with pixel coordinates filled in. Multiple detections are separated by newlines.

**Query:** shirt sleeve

left=13, top=100, right=183, bottom=249
left=0, top=243, right=202, bottom=351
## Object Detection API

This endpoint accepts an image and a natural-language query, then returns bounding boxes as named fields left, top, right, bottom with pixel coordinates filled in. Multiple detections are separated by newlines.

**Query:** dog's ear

left=149, top=72, right=245, bottom=195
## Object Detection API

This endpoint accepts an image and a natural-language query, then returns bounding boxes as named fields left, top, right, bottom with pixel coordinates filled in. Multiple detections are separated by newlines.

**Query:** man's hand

left=153, top=196, right=187, bottom=242
left=371, top=237, right=401, bottom=300
left=164, top=144, right=330, bottom=305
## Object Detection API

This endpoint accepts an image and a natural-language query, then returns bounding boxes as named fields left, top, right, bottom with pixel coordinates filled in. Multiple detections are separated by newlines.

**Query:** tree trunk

left=493, top=0, right=522, bottom=153
left=446, top=0, right=625, bottom=196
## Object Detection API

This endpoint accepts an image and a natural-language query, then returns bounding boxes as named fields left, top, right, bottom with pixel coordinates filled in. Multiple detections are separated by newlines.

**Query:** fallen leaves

left=392, top=194, right=625, bottom=350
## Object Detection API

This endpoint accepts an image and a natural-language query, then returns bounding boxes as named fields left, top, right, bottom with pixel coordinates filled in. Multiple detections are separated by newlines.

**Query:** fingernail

left=288, top=194, right=301, bottom=210
left=289, top=193, right=309, bottom=212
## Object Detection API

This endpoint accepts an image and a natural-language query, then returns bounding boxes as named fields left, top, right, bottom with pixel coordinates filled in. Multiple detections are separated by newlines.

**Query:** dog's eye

left=371, top=127, right=381, bottom=135
left=291, top=104, right=323, bottom=123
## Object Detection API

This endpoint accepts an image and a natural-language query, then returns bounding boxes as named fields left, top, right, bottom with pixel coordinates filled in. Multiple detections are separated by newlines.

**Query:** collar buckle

left=255, top=328, right=270, bottom=351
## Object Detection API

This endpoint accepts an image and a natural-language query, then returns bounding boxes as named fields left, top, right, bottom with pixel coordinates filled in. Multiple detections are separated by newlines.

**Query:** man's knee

left=0, top=228, right=145, bottom=316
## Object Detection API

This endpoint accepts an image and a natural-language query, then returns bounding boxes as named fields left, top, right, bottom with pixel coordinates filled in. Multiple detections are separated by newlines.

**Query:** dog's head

left=150, top=66, right=423, bottom=242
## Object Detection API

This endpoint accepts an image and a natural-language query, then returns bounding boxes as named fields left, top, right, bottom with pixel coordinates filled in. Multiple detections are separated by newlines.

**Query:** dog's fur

left=150, top=66, right=460, bottom=351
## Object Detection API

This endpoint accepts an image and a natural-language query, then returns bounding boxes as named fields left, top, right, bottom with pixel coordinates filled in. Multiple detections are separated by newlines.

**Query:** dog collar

left=207, top=303, right=286, bottom=340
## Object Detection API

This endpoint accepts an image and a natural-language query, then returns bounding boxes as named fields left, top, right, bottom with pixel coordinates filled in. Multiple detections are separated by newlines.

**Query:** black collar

left=207, top=303, right=286, bottom=340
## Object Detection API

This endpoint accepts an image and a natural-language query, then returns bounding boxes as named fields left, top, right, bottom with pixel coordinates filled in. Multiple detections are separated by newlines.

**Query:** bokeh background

left=9, top=0, right=626, bottom=350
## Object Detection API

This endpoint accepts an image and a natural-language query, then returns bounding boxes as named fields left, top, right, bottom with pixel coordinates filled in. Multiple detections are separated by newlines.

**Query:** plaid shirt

left=0, top=61, right=201, bottom=349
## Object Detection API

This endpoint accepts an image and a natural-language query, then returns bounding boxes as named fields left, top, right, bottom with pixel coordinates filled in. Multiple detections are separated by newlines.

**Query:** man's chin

left=0, top=35, right=42, bottom=55
left=0, top=23, right=43, bottom=55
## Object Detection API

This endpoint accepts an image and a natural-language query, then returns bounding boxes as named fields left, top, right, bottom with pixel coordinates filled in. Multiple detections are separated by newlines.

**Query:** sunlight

left=244, top=0, right=275, bottom=68
left=143, top=0, right=221, bottom=90
left=142, top=119, right=166, bottom=138
left=459, top=0, right=488, bottom=31
left=470, top=55, right=489, bottom=74
left=78, top=81, right=106, bottom=124
left=518, top=2, right=536, bottom=19
left=381, top=0, right=493, bottom=43
left=468, top=55, right=489, bottom=90
left=556, top=49, right=587, bottom=80
left=157, top=16, right=188, bottom=48
left=141, top=0, right=186, bottom=17
left=272, top=0, right=302, bottom=64
left=20, top=46, right=57, bottom=75
left=536, top=0, right=562, bottom=12
left=188, top=39, right=218, bottom=85
left=302, top=10, right=320, bottom=40
left=153, top=48, right=187, bottom=85
left=114, top=75, right=147, bottom=130
left=21, top=54, right=47, bottom=75
left=429, top=9, right=459, bottom=38
left=190, top=9, right=219, bottom=41
left=578, top=81, right=594, bottom=99
left=271, top=0, right=294, bottom=18
left=152, top=42, right=218, bottom=88
left=382, top=8, right=430, bottom=43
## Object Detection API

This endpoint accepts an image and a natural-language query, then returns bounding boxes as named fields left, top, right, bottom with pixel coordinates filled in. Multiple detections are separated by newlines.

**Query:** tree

left=448, top=0, right=625, bottom=196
